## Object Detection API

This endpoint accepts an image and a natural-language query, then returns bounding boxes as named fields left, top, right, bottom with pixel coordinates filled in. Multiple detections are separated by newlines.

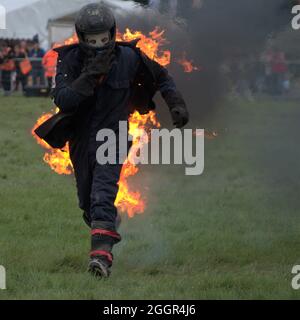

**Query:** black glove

left=163, top=90, right=189, bottom=128
left=71, top=50, right=115, bottom=97
left=82, top=50, right=116, bottom=76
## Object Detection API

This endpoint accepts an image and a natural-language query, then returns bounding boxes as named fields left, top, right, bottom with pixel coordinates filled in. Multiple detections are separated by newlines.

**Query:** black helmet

left=75, top=2, right=116, bottom=54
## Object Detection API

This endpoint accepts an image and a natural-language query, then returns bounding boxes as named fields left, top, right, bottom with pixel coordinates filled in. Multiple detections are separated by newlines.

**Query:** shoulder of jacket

left=116, top=39, right=140, bottom=50
left=117, top=41, right=160, bottom=68
left=54, top=44, right=80, bottom=61
left=54, top=44, right=84, bottom=75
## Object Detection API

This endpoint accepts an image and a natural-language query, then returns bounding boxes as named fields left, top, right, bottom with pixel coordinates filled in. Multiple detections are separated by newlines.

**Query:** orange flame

left=115, top=111, right=160, bottom=217
left=193, top=130, right=218, bottom=139
left=177, top=52, right=200, bottom=73
left=116, top=27, right=171, bottom=67
left=31, top=109, right=73, bottom=175
left=54, top=34, right=79, bottom=48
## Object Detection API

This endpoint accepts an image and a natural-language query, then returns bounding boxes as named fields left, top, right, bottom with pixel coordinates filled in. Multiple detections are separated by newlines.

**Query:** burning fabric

left=33, top=2, right=189, bottom=278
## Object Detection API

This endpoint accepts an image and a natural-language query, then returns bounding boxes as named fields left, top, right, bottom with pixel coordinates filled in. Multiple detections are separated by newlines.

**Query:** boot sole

left=88, top=259, right=111, bottom=278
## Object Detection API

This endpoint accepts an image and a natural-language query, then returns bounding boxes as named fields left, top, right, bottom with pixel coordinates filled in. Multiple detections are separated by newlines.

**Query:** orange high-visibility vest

left=20, top=58, right=32, bottom=75
left=42, top=49, right=58, bottom=77
left=0, top=59, right=15, bottom=71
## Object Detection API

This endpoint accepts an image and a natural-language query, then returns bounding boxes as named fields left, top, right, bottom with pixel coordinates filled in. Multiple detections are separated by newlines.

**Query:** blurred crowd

left=0, top=36, right=56, bottom=96
left=224, top=48, right=291, bottom=99
left=0, top=37, right=292, bottom=98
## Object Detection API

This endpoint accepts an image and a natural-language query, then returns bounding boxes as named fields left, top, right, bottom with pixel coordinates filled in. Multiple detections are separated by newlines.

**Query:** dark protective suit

left=36, top=41, right=179, bottom=229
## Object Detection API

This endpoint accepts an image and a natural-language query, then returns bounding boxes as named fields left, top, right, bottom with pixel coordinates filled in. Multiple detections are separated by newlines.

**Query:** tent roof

left=0, top=0, right=142, bottom=47
left=0, top=0, right=41, bottom=13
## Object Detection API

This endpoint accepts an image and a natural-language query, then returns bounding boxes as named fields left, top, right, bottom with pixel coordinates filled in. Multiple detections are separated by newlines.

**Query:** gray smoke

left=117, top=0, right=295, bottom=122
left=180, top=0, right=295, bottom=118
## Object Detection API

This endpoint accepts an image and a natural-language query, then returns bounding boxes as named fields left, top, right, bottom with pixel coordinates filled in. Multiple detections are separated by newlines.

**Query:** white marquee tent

left=0, top=0, right=143, bottom=49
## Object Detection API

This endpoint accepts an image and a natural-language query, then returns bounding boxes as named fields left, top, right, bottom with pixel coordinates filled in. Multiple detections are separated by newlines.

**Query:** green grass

left=0, top=94, right=300, bottom=299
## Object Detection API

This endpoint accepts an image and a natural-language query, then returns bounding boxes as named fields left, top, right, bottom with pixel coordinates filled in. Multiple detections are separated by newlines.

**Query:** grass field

left=0, top=94, right=300, bottom=299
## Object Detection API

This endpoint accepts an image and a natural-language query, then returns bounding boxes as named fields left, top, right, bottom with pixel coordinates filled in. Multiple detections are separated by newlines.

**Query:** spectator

left=29, top=38, right=45, bottom=86
left=282, top=73, right=290, bottom=94
left=270, top=50, right=288, bottom=95
left=29, top=40, right=45, bottom=58
left=42, top=45, right=57, bottom=93
left=20, top=40, right=29, bottom=56
left=13, top=44, right=28, bottom=93
left=0, top=45, right=15, bottom=96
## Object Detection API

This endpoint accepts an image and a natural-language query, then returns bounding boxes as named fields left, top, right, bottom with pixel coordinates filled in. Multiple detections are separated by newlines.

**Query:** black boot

left=88, top=221, right=121, bottom=278
left=83, top=212, right=122, bottom=230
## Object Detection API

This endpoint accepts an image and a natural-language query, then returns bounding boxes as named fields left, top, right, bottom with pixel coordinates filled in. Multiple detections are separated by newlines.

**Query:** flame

left=115, top=111, right=160, bottom=217
left=43, top=144, right=73, bottom=175
left=54, top=34, right=79, bottom=48
left=116, top=27, right=171, bottom=67
left=194, top=130, right=218, bottom=139
left=31, top=109, right=73, bottom=175
left=177, top=52, right=200, bottom=73
left=205, top=131, right=218, bottom=139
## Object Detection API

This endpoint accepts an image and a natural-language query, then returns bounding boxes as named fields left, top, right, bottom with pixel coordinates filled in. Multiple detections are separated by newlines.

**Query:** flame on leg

left=115, top=111, right=160, bottom=218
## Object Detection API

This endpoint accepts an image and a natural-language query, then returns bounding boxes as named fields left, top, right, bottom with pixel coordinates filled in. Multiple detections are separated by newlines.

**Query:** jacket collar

left=53, top=44, right=79, bottom=56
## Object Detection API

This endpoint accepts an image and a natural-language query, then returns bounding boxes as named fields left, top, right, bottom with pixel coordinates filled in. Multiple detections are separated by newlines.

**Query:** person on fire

left=35, top=2, right=189, bottom=278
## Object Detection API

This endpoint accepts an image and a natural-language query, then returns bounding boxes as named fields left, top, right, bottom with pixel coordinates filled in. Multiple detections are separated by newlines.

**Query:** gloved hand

left=170, top=105, right=189, bottom=128
left=163, top=90, right=189, bottom=128
left=71, top=50, right=115, bottom=97
left=82, top=50, right=116, bottom=76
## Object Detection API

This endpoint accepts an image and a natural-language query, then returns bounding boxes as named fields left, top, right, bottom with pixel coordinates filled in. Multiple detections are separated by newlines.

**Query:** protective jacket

left=35, top=40, right=177, bottom=150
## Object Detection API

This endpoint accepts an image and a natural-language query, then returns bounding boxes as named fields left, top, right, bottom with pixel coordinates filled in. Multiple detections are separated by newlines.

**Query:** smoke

left=116, top=0, right=296, bottom=122
left=180, top=0, right=295, bottom=118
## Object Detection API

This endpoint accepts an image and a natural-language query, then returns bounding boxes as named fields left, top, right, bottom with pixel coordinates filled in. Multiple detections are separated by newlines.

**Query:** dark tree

left=128, top=0, right=150, bottom=6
